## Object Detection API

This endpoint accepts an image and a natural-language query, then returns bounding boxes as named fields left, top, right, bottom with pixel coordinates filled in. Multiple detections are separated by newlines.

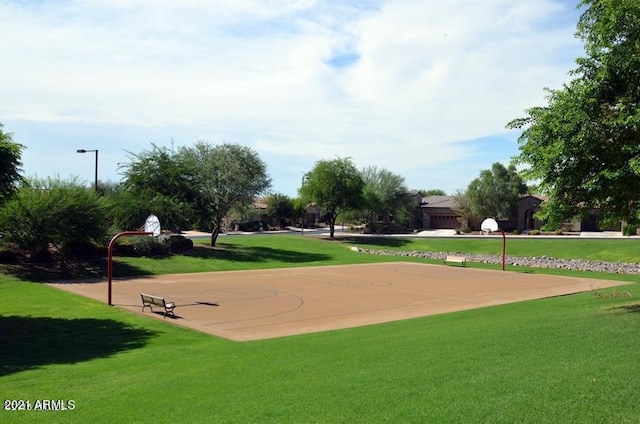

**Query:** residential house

left=418, top=194, right=620, bottom=232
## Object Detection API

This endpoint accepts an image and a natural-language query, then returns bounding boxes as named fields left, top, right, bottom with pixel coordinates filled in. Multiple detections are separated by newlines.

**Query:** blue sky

left=1, top=0, right=584, bottom=196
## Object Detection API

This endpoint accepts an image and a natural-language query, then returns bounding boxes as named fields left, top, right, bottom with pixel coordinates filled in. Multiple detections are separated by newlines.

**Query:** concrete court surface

left=48, top=262, right=630, bottom=342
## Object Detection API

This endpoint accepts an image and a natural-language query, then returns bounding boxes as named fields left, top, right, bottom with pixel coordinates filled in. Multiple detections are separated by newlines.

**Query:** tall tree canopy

left=360, top=166, right=414, bottom=232
left=265, top=192, right=294, bottom=228
left=0, top=123, right=25, bottom=205
left=466, top=162, right=527, bottom=220
left=507, top=0, right=640, bottom=227
left=300, top=157, right=364, bottom=238
left=177, top=142, right=271, bottom=246
left=118, top=144, right=200, bottom=231
left=420, top=189, right=446, bottom=196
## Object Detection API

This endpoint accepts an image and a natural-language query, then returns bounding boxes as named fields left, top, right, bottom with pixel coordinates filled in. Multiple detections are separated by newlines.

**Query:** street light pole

left=76, top=149, right=99, bottom=192
left=301, top=174, right=307, bottom=236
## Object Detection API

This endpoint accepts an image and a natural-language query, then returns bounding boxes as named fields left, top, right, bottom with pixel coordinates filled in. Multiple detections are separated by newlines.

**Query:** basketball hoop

left=481, top=218, right=499, bottom=233
left=106, top=215, right=162, bottom=305
left=143, top=214, right=161, bottom=237
left=481, top=218, right=506, bottom=271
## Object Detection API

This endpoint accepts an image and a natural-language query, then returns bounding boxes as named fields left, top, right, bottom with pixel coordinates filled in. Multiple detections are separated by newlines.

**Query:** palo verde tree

left=300, top=157, right=364, bottom=238
left=0, top=123, right=25, bottom=205
left=176, top=142, right=271, bottom=246
left=507, top=0, right=640, bottom=228
left=466, top=162, right=528, bottom=221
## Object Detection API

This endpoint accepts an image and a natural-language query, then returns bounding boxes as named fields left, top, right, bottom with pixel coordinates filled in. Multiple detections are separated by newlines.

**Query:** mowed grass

left=105, top=234, right=640, bottom=276
left=2, top=234, right=640, bottom=423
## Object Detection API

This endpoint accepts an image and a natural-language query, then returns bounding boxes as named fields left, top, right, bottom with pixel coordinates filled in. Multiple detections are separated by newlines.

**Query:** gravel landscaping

left=353, top=247, right=640, bottom=275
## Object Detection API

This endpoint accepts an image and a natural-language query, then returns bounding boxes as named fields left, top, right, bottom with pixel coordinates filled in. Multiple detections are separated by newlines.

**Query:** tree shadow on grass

left=615, top=303, right=640, bottom=313
left=0, top=315, right=157, bottom=376
left=186, top=244, right=331, bottom=263
left=334, top=236, right=411, bottom=248
left=1, top=243, right=333, bottom=282
left=0, top=259, right=151, bottom=283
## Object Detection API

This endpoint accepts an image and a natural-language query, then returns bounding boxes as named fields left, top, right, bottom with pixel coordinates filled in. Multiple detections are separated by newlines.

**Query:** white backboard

left=144, top=214, right=161, bottom=236
left=481, top=218, right=499, bottom=232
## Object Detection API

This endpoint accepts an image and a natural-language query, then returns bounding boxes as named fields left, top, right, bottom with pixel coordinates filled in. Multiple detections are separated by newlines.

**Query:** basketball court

left=48, top=262, right=629, bottom=341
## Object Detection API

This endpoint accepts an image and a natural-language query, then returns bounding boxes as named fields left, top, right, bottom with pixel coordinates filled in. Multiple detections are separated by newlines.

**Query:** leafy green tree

left=0, top=177, right=108, bottom=259
left=300, top=157, right=364, bottom=238
left=292, top=197, right=307, bottom=228
left=451, top=189, right=475, bottom=229
left=176, top=142, right=271, bottom=246
left=0, top=123, right=25, bottom=205
left=118, top=144, right=200, bottom=231
left=361, top=166, right=414, bottom=232
left=507, top=0, right=640, bottom=227
left=420, top=189, right=446, bottom=196
left=265, top=193, right=294, bottom=228
left=466, top=163, right=527, bottom=220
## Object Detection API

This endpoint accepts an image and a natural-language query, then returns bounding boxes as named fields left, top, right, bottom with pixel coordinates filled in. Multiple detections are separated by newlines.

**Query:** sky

left=0, top=0, right=585, bottom=196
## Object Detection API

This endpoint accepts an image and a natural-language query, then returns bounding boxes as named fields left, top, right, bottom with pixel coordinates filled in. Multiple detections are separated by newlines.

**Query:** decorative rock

left=354, top=248, right=640, bottom=274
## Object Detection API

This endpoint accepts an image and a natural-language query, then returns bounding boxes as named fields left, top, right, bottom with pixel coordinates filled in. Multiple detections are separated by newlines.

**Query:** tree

left=420, top=189, right=447, bottom=196
left=451, top=189, right=475, bottom=229
left=0, top=123, right=25, bottom=205
left=507, top=0, right=640, bottom=228
left=360, top=166, right=414, bottom=233
left=300, top=157, right=364, bottom=238
left=265, top=193, right=294, bottom=229
left=176, top=142, right=271, bottom=246
left=0, top=177, right=108, bottom=259
left=118, top=144, right=200, bottom=231
left=466, top=162, right=527, bottom=220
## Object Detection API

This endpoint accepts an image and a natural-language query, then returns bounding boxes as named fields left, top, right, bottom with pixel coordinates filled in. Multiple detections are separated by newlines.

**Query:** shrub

left=623, top=224, right=638, bottom=236
left=114, top=236, right=168, bottom=257
left=555, top=229, right=564, bottom=235
left=161, top=235, right=194, bottom=253
left=0, top=177, right=109, bottom=259
left=529, top=229, right=541, bottom=235
left=132, top=236, right=169, bottom=256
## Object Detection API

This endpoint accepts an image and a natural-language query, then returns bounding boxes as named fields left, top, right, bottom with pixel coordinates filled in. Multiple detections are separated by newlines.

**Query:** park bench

left=443, top=255, right=467, bottom=267
left=140, top=293, right=176, bottom=318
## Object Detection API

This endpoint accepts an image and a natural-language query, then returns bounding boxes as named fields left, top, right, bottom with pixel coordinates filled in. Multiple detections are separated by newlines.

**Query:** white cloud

left=0, top=0, right=584, bottom=194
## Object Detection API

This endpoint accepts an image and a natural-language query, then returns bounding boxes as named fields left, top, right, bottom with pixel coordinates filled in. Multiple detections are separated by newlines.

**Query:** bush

left=238, top=221, right=264, bottom=232
left=554, top=229, right=564, bottom=235
left=623, top=224, right=638, bottom=236
left=0, top=178, right=109, bottom=259
left=161, top=234, right=194, bottom=253
left=114, top=236, right=168, bottom=257
left=529, top=229, right=541, bottom=235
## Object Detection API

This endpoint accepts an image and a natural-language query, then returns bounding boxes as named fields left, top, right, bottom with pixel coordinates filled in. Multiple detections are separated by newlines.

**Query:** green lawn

left=2, top=235, right=640, bottom=423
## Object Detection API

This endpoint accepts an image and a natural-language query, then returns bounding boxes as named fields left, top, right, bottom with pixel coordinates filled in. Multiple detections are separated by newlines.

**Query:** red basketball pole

left=107, top=231, right=152, bottom=306
left=497, top=229, right=506, bottom=271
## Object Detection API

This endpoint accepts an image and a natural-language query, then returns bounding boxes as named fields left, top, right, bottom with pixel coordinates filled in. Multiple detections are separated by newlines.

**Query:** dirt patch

left=48, top=262, right=629, bottom=341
